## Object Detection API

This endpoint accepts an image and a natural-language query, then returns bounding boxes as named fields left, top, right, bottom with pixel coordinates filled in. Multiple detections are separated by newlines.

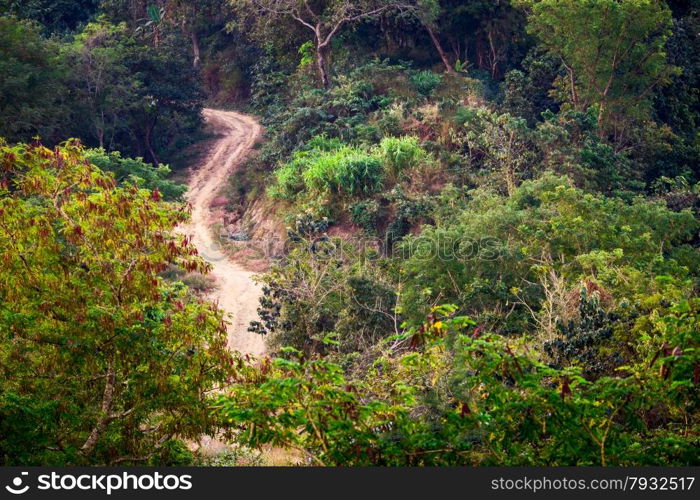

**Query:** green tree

left=0, top=17, right=69, bottom=143
left=412, top=0, right=455, bottom=74
left=220, top=304, right=699, bottom=465
left=453, top=107, right=536, bottom=195
left=66, top=18, right=204, bottom=165
left=399, top=174, right=699, bottom=331
left=653, top=13, right=700, bottom=139
left=162, top=0, right=229, bottom=68
left=0, top=140, right=236, bottom=465
left=67, top=20, right=141, bottom=151
left=520, top=0, right=678, bottom=134
left=233, top=0, right=417, bottom=87
left=0, top=0, right=100, bottom=34
left=501, top=47, right=561, bottom=124
left=113, top=0, right=228, bottom=67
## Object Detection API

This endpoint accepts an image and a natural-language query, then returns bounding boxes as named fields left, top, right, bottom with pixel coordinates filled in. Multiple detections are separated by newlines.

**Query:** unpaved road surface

left=180, top=108, right=266, bottom=357
left=180, top=110, right=295, bottom=464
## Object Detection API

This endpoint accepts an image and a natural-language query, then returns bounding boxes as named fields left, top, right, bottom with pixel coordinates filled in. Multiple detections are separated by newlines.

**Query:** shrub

left=303, top=134, right=344, bottom=152
left=302, top=149, right=350, bottom=194
left=349, top=199, right=382, bottom=235
left=85, top=149, right=186, bottom=201
left=385, top=187, right=432, bottom=249
left=269, top=157, right=306, bottom=199
left=399, top=174, right=699, bottom=330
left=333, top=153, right=384, bottom=195
left=410, top=70, right=442, bottom=97
left=379, top=136, right=427, bottom=182
left=220, top=304, right=700, bottom=465
left=273, top=147, right=384, bottom=201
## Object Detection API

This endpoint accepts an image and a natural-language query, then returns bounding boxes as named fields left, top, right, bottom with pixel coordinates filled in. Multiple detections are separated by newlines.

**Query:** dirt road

left=179, top=108, right=266, bottom=357
left=179, top=110, right=296, bottom=463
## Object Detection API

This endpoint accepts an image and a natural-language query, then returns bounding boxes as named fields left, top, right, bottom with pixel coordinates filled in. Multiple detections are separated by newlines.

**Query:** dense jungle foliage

left=1, top=0, right=698, bottom=466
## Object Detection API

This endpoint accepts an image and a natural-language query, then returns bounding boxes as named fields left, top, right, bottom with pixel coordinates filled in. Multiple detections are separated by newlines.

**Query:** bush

left=379, top=136, right=427, bottom=182
left=385, top=187, right=432, bottom=249
left=220, top=304, right=700, bottom=465
left=399, top=174, right=699, bottom=330
left=269, top=157, right=306, bottom=200
left=333, top=153, right=384, bottom=195
left=302, top=149, right=351, bottom=194
left=349, top=199, right=381, bottom=235
left=260, top=71, right=390, bottom=155
left=272, top=146, right=384, bottom=202
left=85, top=149, right=186, bottom=201
left=303, top=134, right=344, bottom=152
left=410, top=70, right=442, bottom=97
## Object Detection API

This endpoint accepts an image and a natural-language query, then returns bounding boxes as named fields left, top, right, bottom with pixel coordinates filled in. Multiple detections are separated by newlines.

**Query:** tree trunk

left=425, top=24, right=455, bottom=74
left=487, top=28, right=499, bottom=78
left=80, top=357, right=116, bottom=456
left=316, top=45, right=329, bottom=88
left=145, top=119, right=160, bottom=166
left=190, top=31, right=201, bottom=68
left=561, top=58, right=579, bottom=110
left=597, top=102, right=607, bottom=137
left=476, top=36, right=484, bottom=69
left=505, top=166, right=516, bottom=197
left=97, top=109, right=105, bottom=149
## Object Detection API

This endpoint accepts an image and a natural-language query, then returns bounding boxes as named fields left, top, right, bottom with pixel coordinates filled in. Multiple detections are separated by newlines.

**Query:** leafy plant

left=271, top=146, right=384, bottom=204
left=219, top=304, right=699, bottom=465
left=544, top=286, right=617, bottom=378
left=379, top=136, right=427, bottom=182
left=349, top=199, right=381, bottom=235
left=0, top=140, right=237, bottom=465
left=410, top=70, right=442, bottom=97
left=85, top=149, right=186, bottom=201
left=298, top=40, right=314, bottom=69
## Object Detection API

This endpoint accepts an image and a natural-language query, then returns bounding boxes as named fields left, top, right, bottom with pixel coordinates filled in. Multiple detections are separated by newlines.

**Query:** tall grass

left=271, top=143, right=384, bottom=200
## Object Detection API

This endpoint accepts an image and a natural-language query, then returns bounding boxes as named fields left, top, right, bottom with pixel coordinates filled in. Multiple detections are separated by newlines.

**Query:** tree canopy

left=520, top=0, right=678, bottom=135
left=0, top=0, right=698, bottom=467
left=0, top=140, right=236, bottom=465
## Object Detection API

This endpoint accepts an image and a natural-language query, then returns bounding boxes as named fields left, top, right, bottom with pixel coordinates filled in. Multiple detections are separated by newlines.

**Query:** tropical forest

left=0, top=0, right=698, bottom=467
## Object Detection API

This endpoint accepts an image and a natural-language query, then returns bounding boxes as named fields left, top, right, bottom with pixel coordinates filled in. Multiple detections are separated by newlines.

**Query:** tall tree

left=519, top=0, right=677, bottom=135
left=68, top=21, right=138, bottom=150
left=0, top=139, right=236, bottom=465
left=413, top=0, right=455, bottom=73
left=234, top=0, right=417, bottom=87
left=66, top=19, right=204, bottom=165
left=127, top=0, right=228, bottom=67
left=0, top=0, right=100, bottom=34
left=163, top=0, right=228, bottom=68
left=0, top=17, right=69, bottom=143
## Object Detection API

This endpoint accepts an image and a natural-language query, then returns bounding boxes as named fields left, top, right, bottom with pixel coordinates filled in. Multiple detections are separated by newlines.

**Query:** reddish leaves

left=560, top=380, right=571, bottom=399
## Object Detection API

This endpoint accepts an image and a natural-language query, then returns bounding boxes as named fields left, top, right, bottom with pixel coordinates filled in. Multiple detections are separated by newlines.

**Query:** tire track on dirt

left=179, top=108, right=266, bottom=357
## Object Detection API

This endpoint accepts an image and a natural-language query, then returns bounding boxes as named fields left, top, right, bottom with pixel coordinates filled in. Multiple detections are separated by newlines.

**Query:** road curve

left=179, top=108, right=266, bottom=357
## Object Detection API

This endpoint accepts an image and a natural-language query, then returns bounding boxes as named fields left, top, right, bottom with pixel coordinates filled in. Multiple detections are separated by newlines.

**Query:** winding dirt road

left=179, top=109, right=297, bottom=462
left=179, top=108, right=266, bottom=357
